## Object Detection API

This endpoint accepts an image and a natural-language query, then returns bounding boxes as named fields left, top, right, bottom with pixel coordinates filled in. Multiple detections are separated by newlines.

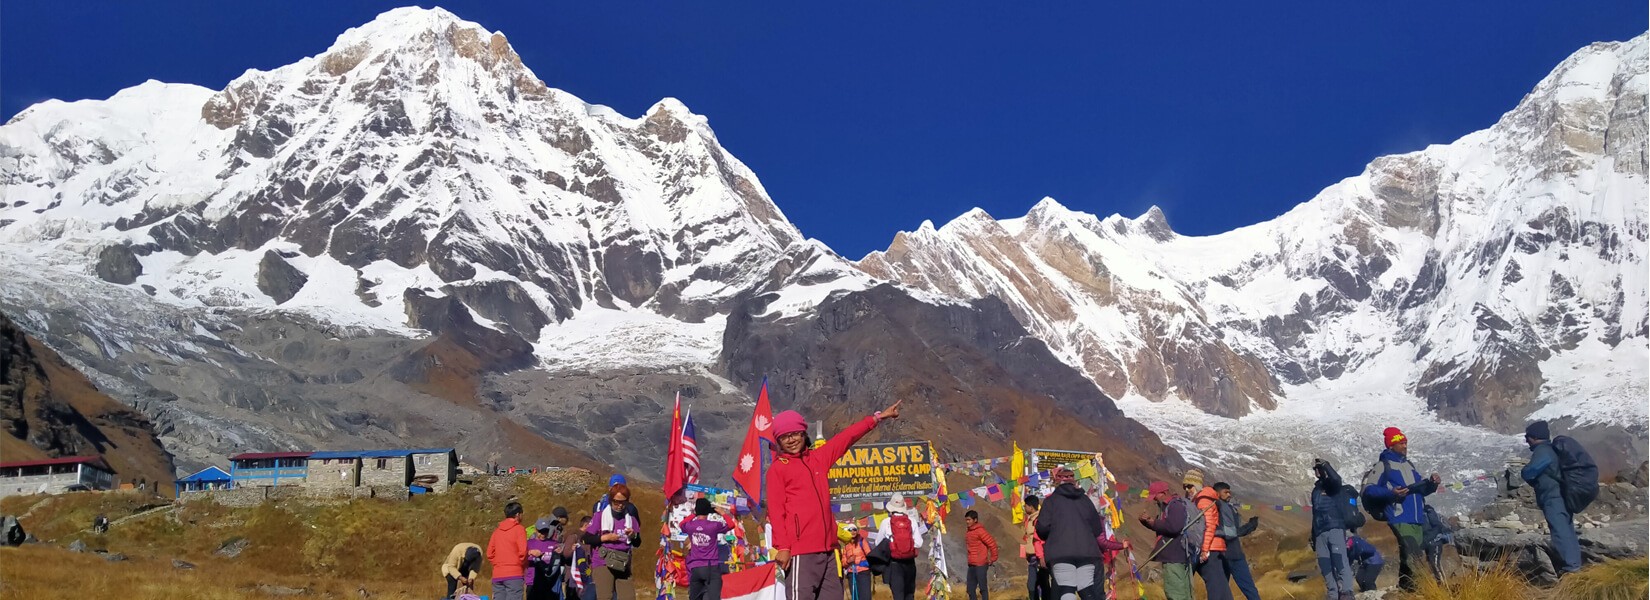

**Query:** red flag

left=722, top=562, right=784, bottom=600
left=664, top=391, right=685, bottom=499
left=733, top=378, right=775, bottom=504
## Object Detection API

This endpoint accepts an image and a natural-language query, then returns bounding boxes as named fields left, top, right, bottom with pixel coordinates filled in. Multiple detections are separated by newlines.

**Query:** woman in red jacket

left=767, top=399, right=903, bottom=600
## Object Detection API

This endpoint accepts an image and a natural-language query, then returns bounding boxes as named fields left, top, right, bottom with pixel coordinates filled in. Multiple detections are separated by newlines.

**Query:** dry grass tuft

left=1554, top=557, right=1650, bottom=600
left=1398, top=559, right=1534, bottom=600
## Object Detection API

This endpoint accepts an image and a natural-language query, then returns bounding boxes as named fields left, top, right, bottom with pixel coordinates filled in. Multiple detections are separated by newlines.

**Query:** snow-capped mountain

left=860, top=34, right=1648, bottom=439
left=0, top=7, right=1641, bottom=499
left=0, top=6, right=879, bottom=474
left=0, top=7, right=862, bottom=354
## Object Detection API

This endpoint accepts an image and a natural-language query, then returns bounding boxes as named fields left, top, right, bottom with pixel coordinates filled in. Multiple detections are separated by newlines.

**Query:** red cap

left=1147, top=481, right=1171, bottom=498
left=1384, top=427, right=1406, bottom=448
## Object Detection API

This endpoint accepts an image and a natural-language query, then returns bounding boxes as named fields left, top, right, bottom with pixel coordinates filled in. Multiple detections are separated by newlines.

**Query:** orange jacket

left=1194, top=487, right=1227, bottom=554
left=487, top=518, right=529, bottom=579
left=841, top=531, right=872, bottom=573
left=965, top=523, right=999, bottom=566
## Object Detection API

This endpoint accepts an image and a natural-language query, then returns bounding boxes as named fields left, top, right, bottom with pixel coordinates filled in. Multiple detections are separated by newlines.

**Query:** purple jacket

left=1146, top=497, right=1192, bottom=565
left=526, top=535, right=559, bottom=586
left=582, top=508, right=642, bottom=570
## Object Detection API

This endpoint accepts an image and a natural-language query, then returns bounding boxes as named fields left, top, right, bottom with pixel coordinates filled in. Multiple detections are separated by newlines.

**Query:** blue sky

left=4, top=2, right=1644, bottom=258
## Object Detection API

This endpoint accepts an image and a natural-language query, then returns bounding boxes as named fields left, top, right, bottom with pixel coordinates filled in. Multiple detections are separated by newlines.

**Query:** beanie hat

left=773, top=410, right=808, bottom=437
left=694, top=497, right=714, bottom=516
left=1525, top=420, right=1550, bottom=441
left=1182, top=468, right=1204, bottom=488
left=608, top=474, right=627, bottom=487
left=1384, top=427, right=1406, bottom=448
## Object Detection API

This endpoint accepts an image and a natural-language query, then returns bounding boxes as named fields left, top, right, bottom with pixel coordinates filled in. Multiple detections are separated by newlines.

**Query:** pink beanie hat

left=773, top=410, right=808, bottom=437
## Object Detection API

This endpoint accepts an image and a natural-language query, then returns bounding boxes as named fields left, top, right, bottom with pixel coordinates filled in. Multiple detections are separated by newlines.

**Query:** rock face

left=0, top=311, right=176, bottom=491
left=94, top=245, right=142, bottom=285
left=255, top=251, right=308, bottom=304
left=720, top=283, right=1185, bottom=480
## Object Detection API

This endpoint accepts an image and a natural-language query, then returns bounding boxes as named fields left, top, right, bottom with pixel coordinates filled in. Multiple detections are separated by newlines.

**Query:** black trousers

left=966, top=565, right=990, bottom=600
left=884, top=558, right=918, bottom=600
left=1026, top=556, right=1053, bottom=600
left=1355, top=562, right=1381, bottom=592
left=689, top=566, right=723, bottom=600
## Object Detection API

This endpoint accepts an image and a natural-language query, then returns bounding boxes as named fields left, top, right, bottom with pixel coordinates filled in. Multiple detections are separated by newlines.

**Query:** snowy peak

left=856, top=33, right=1649, bottom=432
left=0, top=6, right=818, bottom=349
left=321, top=6, right=532, bottom=80
left=1131, top=206, right=1175, bottom=241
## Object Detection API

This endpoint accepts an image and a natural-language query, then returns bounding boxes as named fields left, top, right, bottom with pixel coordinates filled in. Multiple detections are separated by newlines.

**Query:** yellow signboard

left=828, top=441, right=936, bottom=502
left=1028, top=449, right=1098, bottom=475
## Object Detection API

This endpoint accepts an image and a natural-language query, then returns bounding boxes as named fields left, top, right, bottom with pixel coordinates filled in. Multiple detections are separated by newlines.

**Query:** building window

left=376, top=459, right=387, bottom=470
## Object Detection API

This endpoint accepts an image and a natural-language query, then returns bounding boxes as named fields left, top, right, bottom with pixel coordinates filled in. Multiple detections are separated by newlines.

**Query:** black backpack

left=1338, top=484, right=1367, bottom=530
left=1552, top=436, right=1599, bottom=514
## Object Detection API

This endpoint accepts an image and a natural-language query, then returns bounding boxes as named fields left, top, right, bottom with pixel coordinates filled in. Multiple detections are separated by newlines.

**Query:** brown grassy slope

left=0, top=311, right=176, bottom=494
left=0, top=471, right=671, bottom=598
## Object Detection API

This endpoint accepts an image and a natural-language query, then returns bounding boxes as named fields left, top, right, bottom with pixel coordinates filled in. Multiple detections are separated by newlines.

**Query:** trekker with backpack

left=1188, top=470, right=1234, bottom=600
left=1360, top=427, right=1441, bottom=591
left=1138, top=480, right=1194, bottom=600
left=1521, top=420, right=1593, bottom=576
left=878, top=493, right=928, bottom=600
left=841, top=522, right=875, bottom=600
left=1022, top=495, right=1054, bottom=600
left=1211, top=483, right=1261, bottom=600
left=1035, top=467, right=1107, bottom=600
left=769, top=400, right=904, bottom=600
left=1311, top=459, right=1356, bottom=600
left=582, top=484, right=643, bottom=600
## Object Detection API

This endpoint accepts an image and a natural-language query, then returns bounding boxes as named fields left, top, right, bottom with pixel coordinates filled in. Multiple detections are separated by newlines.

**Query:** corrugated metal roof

left=0, top=455, right=113, bottom=472
left=178, top=466, right=232, bottom=482
left=308, top=450, right=414, bottom=459
left=229, top=452, right=313, bottom=461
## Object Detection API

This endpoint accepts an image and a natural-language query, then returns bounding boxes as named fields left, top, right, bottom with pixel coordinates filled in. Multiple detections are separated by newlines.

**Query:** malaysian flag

left=681, top=409, right=700, bottom=484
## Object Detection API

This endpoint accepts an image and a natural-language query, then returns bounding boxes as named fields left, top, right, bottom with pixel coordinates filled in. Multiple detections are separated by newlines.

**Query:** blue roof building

left=176, top=465, right=232, bottom=496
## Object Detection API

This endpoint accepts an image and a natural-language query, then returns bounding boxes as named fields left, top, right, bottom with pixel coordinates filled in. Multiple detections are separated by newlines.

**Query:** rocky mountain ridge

left=860, top=35, right=1648, bottom=441
left=0, top=8, right=1641, bottom=498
